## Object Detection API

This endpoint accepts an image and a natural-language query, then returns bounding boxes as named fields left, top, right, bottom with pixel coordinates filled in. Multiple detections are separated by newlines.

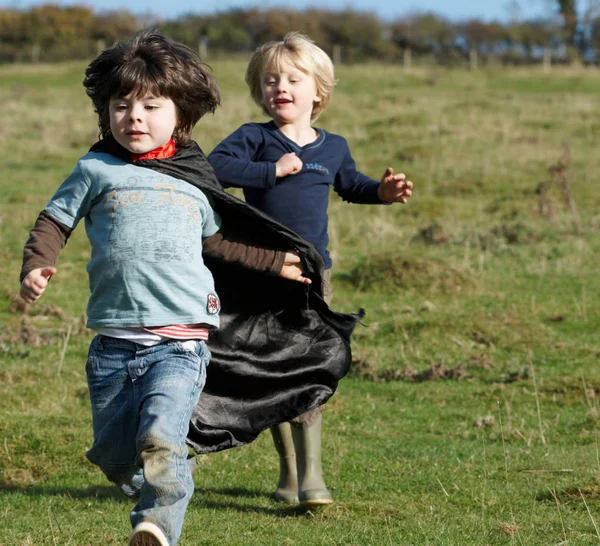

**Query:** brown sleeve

left=20, top=211, right=73, bottom=283
left=202, top=230, right=286, bottom=276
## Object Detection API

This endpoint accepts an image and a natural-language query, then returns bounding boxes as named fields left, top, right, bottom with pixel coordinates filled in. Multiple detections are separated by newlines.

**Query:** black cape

left=90, top=137, right=363, bottom=453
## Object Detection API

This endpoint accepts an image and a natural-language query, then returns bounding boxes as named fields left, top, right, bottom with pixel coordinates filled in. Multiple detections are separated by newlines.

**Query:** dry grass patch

left=343, top=253, right=474, bottom=294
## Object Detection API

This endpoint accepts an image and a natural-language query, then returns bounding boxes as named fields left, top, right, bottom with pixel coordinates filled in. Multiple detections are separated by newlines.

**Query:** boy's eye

left=113, top=104, right=127, bottom=111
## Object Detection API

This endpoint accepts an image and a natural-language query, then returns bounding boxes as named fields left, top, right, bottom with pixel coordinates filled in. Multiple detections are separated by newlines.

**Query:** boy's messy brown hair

left=83, top=28, right=220, bottom=146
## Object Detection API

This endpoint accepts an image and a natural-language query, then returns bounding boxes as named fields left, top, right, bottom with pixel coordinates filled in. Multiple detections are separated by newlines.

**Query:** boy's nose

left=129, top=105, right=143, bottom=120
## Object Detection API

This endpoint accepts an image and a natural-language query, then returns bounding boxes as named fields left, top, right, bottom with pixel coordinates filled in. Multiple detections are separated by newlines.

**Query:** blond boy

left=208, top=32, right=413, bottom=507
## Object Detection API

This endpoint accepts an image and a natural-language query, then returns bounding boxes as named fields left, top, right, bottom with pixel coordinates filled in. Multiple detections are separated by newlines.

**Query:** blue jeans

left=85, top=335, right=210, bottom=545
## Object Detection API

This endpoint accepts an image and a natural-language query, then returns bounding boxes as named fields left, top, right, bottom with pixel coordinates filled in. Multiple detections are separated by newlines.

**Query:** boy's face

left=109, top=93, right=178, bottom=154
left=260, top=59, right=320, bottom=127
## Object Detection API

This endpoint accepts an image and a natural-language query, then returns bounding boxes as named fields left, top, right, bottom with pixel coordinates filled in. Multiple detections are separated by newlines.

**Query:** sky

left=4, top=0, right=559, bottom=23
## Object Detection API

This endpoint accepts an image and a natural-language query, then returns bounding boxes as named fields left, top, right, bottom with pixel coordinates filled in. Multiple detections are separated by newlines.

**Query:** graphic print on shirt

left=103, top=175, right=202, bottom=265
left=304, top=163, right=330, bottom=175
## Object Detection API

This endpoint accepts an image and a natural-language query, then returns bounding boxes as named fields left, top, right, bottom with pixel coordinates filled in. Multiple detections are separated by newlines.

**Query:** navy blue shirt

left=208, top=121, right=384, bottom=268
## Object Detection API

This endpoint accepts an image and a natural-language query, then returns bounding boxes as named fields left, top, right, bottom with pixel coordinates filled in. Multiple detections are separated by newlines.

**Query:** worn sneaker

left=128, top=521, right=170, bottom=546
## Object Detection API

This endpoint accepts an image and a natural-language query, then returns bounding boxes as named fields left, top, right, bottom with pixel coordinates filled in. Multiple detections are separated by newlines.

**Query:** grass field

left=1, top=59, right=600, bottom=545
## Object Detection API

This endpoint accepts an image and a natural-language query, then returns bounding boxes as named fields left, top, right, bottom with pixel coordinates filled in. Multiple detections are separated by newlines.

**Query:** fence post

left=199, top=36, right=208, bottom=59
left=32, top=42, right=40, bottom=63
left=333, top=44, right=341, bottom=65
left=403, top=47, right=411, bottom=70
left=543, top=47, right=551, bottom=73
left=469, top=48, right=478, bottom=70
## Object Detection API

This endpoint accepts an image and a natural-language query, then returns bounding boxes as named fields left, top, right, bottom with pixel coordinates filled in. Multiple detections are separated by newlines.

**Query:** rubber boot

left=291, top=413, right=333, bottom=507
left=270, top=422, right=299, bottom=504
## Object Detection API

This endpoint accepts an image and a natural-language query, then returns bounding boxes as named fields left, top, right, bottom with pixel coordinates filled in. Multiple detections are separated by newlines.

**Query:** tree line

left=1, top=1, right=598, bottom=66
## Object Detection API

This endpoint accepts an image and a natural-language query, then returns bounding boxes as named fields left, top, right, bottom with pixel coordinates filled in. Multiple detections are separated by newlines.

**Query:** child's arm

left=20, top=212, right=73, bottom=303
left=208, top=124, right=278, bottom=189
left=334, top=140, right=413, bottom=205
left=203, top=230, right=311, bottom=284
left=377, top=167, right=413, bottom=204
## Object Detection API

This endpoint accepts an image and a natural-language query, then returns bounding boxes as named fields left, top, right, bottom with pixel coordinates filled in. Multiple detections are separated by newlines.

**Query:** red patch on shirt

left=207, top=294, right=220, bottom=315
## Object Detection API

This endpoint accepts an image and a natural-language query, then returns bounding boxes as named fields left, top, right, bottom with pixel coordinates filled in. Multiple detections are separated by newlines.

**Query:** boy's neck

left=275, top=121, right=318, bottom=147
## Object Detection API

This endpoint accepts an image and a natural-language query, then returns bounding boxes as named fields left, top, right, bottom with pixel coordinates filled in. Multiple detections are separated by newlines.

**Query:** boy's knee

left=138, top=436, right=193, bottom=499
left=139, top=437, right=187, bottom=476
left=138, top=436, right=185, bottom=460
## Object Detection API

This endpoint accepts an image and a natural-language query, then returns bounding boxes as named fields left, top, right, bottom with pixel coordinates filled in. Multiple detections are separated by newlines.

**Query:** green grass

left=2, top=61, right=600, bottom=544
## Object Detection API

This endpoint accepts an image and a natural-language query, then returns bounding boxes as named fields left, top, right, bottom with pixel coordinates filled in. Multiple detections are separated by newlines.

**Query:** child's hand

left=275, top=153, right=303, bottom=178
left=280, top=252, right=312, bottom=284
left=20, top=267, right=57, bottom=304
left=377, top=167, right=413, bottom=204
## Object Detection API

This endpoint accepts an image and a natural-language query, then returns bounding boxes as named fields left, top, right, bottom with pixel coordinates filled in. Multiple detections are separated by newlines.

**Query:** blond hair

left=245, top=32, right=336, bottom=122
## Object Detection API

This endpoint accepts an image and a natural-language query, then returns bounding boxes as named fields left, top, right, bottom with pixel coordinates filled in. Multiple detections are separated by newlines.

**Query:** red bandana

left=130, top=138, right=176, bottom=162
